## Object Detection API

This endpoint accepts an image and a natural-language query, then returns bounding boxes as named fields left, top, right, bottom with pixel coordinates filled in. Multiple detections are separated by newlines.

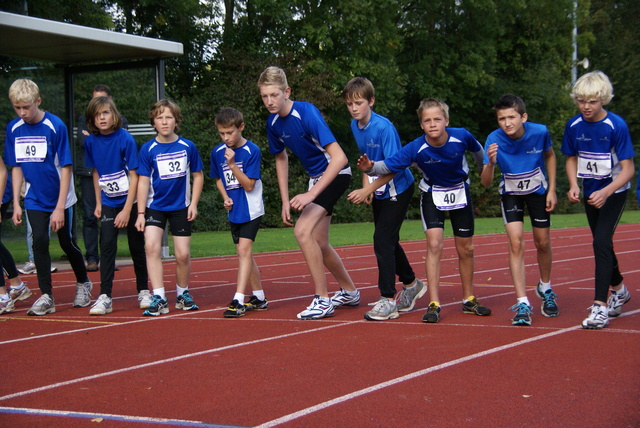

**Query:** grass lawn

left=2, top=210, right=639, bottom=262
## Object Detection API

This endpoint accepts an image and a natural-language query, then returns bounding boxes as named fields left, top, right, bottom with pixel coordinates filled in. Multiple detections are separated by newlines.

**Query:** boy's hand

left=114, top=208, right=130, bottom=228
left=12, top=205, right=22, bottom=226
left=347, top=188, right=372, bottom=205
left=567, top=185, right=581, bottom=203
left=50, top=207, right=65, bottom=232
left=486, top=143, right=498, bottom=165
left=187, top=204, right=198, bottom=221
left=587, top=188, right=610, bottom=209
left=223, top=197, right=233, bottom=211
left=545, top=191, right=557, bottom=212
left=135, top=214, right=146, bottom=232
left=224, top=148, right=236, bottom=166
left=281, top=202, right=293, bottom=226
left=94, top=204, right=102, bottom=220
left=356, top=154, right=374, bottom=172
left=290, top=192, right=314, bottom=211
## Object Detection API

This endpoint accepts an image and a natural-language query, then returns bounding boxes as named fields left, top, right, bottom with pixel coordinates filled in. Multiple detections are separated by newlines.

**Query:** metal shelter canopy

left=0, top=11, right=183, bottom=64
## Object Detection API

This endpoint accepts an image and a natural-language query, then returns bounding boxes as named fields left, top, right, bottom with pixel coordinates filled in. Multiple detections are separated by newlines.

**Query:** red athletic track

left=2, top=224, right=639, bottom=427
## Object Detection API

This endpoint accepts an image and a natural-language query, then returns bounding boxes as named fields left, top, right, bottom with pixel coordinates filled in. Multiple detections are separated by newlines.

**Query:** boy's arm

left=50, top=165, right=72, bottom=232
left=290, top=142, right=346, bottom=211
left=480, top=143, right=498, bottom=187
left=187, top=170, right=204, bottom=221
left=113, top=170, right=139, bottom=228
left=274, top=150, right=292, bottom=226
left=135, top=175, right=150, bottom=232
left=0, top=158, right=6, bottom=223
left=348, top=173, right=396, bottom=205
left=215, top=178, right=234, bottom=211
left=587, top=158, right=634, bottom=209
left=565, top=156, right=580, bottom=203
left=92, top=169, right=102, bottom=219
left=544, top=148, right=557, bottom=212
left=11, top=166, right=23, bottom=226
left=225, top=147, right=257, bottom=192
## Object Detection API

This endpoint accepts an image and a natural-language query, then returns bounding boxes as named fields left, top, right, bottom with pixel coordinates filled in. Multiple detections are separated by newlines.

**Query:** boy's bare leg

left=236, top=237, right=258, bottom=294
left=425, top=228, right=444, bottom=303
left=312, top=213, right=356, bottom=292
left=144, top=226, right=164, bottom=291
left=505, top=221, right=527, bottom=298
left=532, top=227, right=552, bottom=284
left=294, top=204, right=330, bottom=297
left=173, top=236, right=191, bottom=288
left=455, top=235, right=475, bottom=298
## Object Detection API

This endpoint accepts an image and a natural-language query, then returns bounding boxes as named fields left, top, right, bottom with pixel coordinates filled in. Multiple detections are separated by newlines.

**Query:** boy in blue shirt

left=258, top=66, right=359, bottom=320
left=4, top=79, right=92, bottom=316
left=210, top=107, right=267, bottom=317
left=342, top=77, right=425, bottom=321
left=360, top=98, right=491, bottom=323
left=481, top=94, right=558, bottom=326
left=561, top=71, right=634, bottom=329
left=84, top=96, right=150, bottom=315
left=135, top=99, right=204, bottom=316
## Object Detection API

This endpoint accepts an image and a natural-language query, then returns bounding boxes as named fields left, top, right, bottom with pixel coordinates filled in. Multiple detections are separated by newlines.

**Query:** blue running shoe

left=510, top=302, right=533, bottom=326
left=535, top=284, right=559, bottom=317
left=176, top=290, right=199, bottom=311
left=143, top=295, right=169, bottom=316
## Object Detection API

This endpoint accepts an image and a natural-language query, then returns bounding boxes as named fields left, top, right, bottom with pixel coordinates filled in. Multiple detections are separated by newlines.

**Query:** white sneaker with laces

left=297, top=295, right=334, bottom=320
left=74, top=281, right=93, bottom=307
left=0, top=298, right=15, bottom=314
left=17, top=261, right=36, bottom=275
left=364, top=297, right=399, bottom=321
left=607, top=287, right=631, bottom=317
left=330, top=288, right=360, bottom=307
left=138, top=290, right=153, bottom=309
left=27, top=294, right=56, bottom=316
left=90, top=294, right=113, bottom=315
left=582, top=304, right=609, bottom=329
left=9, top=283, right=32, bottom=301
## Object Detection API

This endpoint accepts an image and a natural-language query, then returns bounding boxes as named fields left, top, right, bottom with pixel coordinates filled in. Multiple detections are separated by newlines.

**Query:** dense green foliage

left=1, top=0, right=638, bottom=231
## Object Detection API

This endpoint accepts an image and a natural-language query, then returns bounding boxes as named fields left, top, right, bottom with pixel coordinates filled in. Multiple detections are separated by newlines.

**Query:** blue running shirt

left=484, top=122, right=553, bottom=195
left=4, top=112, right=77, bottom=212
left=266, top=101, right=348, bottom=177
left=210, top=140, right=265, bottom=224
left=85, top=127, right=140, bottom=208
left=137, top=136, right=204, bottom=211
left=350, top=111, right=413, bottom=199
left=561, top=112, right=634, bottom=198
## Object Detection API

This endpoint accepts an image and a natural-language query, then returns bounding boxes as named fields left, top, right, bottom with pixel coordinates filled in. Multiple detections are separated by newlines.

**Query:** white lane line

left=256, top=308, right=640, bottom=428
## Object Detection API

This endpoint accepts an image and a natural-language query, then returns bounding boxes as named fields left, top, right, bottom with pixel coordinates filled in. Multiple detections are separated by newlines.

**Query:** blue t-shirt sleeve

left=244, top=144, right=262, bottom=180
left=84, top=136, right=95, bottom=169
left=137, top=143, right=153, bottom=177
left=384, top=139, right=417, bottom=172
left=189, top=143, right=204, bottom=173
left=300, top=105, right=337, bottom=148
left=123, top=132, right=140, bottom=171
left=209, top=148, right=220, bottom=179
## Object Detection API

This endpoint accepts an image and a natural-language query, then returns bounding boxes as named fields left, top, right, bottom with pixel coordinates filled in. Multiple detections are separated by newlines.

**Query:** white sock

left=233, top=293, right=245, bottom=303
left=253, top=290, right=265, bottom=301
left=9, top=282, right=25, bottom=291
left=538, top=280, right=551, bottom=292
left=0, top=293, right=9, bottom=301
left=154, top=287, right=166, bottom=299
left=176, top=285, right=188, bottom=296
left=614, top=284, right=627, bottom=294
left=517, top=297, right=530, bottom=306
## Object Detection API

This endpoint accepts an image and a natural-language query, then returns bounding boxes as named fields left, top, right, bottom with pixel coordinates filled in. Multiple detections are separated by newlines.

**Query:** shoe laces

left=510, top=302, right=532, bottom=315
left=542, top=290, right=558, bottom=307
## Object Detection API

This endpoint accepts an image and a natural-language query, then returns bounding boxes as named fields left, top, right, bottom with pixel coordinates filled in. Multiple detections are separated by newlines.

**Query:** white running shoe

left=582, top=304, right=609, bottom=329
left=330, top=288, right=361, bottom=307
left=0, top=298, right=15, bottom=314
left=607, top=287, right=631, bottom=317
left=138, top=290, right=153, bottom=309
left=397, top=279, right=427, bottom=312
left=27, top=294, right=56, bottom=316
left=297, top=295, right=334, bottom=320
left=364, top=297, right=399, bottom=321
left=74, top=281, right=93, bottom=307
left=90, top=294, right=113, bottom=315
left=17, top=261, right=36, bottom=275
left=9, top=283, right=32, bottom=301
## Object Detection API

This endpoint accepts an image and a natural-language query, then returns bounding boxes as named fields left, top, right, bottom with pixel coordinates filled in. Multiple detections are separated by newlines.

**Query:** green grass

left=3, top=211, right=639, bottom=262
